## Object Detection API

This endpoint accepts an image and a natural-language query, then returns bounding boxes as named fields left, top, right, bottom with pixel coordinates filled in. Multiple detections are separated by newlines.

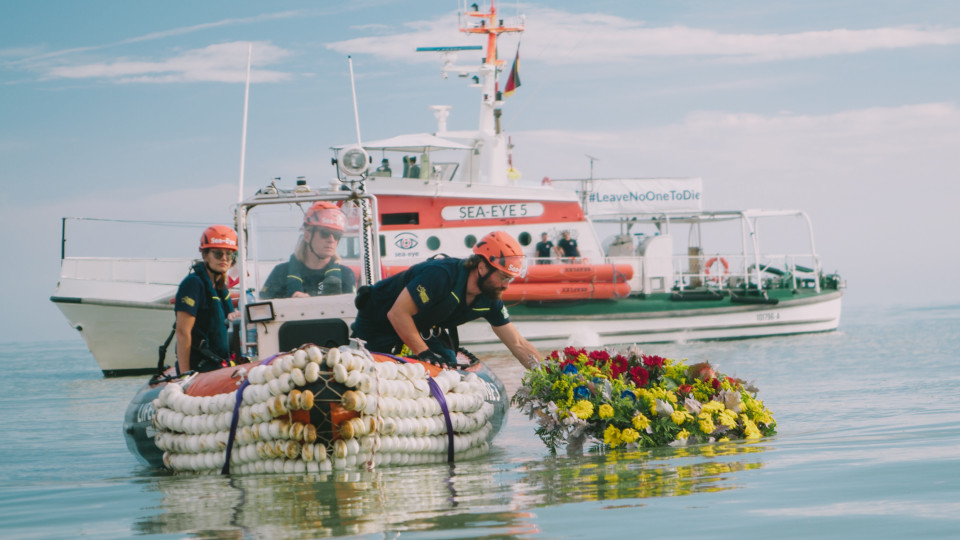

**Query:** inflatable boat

left=124, top=343, right=508, bottom=474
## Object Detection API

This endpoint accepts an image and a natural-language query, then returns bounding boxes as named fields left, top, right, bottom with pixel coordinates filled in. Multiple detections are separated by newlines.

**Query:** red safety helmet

left=473, top=231, right=526, bottom=278
left=199, top=225, right=238, bottom=251
left=304, top=201, right=346, bottom=231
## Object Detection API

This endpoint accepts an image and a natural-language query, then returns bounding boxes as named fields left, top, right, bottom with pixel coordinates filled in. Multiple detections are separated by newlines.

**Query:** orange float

left=379, top=263, right=634, bottom=284
left=517, top=263, right=633, bottom=283
left=502, top=281, right=631, bottom=302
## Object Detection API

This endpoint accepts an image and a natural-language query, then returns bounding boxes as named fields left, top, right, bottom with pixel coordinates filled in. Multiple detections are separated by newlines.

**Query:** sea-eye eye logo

left=394, top=232, right=418, bottom=250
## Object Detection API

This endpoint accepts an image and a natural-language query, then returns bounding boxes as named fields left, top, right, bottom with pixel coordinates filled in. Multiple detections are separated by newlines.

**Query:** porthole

left=517, top=232, right=532, bottom=246
left=427, top=236, right=441, bottom=251
left=464, top=234, right=477, bottom=248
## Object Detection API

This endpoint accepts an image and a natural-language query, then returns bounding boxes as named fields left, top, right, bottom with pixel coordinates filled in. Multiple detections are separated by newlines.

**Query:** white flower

left=683, top=397, right=702, bottom=415
left=600, top=380, right=613, bottom=401
left=656, top=399, right=674, bottom=417
left=720, top=390, right=742, bottom=413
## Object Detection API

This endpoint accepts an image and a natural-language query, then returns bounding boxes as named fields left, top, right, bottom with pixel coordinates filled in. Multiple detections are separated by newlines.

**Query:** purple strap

left=427, top=377, right=455, bottom=462
left=221, top=354, right=281, bottom=475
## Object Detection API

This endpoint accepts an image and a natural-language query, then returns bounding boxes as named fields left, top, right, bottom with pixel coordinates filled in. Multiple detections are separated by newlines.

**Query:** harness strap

left=427, top=376, right=456, bottom=463
left=385, top=352, right=457, bottom=462
left=158, top=322, right=176, bottom=375
left=221, top=353, right=281, bottom=475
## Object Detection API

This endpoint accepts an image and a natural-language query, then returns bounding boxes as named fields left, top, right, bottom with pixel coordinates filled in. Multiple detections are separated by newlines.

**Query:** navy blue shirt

left=535, top=240, right=554, bottom=258
left=352, top=258, right=510, bottom=352
left=261, top=256, right=356, bottom=299
left=558, top=237, right=580, bottom=257
left=174, top=263, right=233, bottom=368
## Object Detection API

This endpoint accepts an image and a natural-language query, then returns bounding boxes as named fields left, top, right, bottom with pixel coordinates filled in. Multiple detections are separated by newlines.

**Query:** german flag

left=503, top=47, right=521, bottom=98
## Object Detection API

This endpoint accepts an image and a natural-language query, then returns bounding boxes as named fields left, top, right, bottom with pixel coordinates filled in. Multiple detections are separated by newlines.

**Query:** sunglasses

left=312, top=227, right=342, bottom=241
left=207, top=249, right=237, bottom=261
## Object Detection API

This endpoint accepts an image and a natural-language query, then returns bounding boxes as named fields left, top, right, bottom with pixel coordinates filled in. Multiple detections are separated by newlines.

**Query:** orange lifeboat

left=502, top=281, right=631, bottom=302
left=517, top=263, right=633, bottom=283
left=379, top=263, right=634, bottom=283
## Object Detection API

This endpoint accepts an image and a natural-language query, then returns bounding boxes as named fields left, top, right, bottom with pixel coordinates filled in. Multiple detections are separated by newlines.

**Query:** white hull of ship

left=56, top=291, right=840, bottom=375
left=460, top=292, right=843, bottom=352
left=54, top=299, right=175, bottom=375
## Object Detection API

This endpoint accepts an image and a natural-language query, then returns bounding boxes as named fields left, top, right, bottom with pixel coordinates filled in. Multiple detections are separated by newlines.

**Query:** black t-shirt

left=558, top=237, right=580, bottom=257
left=535, top=240, right=554, bottom=258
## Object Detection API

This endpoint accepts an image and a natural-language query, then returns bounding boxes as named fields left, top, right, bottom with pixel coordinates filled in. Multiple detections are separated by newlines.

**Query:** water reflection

left=134, top=440, right=769, bottom=537
left=513, top=441, right=769, bottom=507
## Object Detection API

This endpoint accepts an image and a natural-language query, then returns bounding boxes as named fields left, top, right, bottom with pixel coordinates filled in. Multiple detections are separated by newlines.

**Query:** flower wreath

left=511, top=347, right=776, bottom=453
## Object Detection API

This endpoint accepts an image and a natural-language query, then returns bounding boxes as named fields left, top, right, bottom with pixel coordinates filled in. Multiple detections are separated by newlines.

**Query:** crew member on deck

left=557, top=230, right=581, bottom=262
left=351, top=231, right=541, bottom=368
left=535, top=232, right=555, bottom=264
left=174, top=225, right=240, bottom=374
left=261, top=202, right=356, bottom=298
left=374, top=158, right=392, bottom=176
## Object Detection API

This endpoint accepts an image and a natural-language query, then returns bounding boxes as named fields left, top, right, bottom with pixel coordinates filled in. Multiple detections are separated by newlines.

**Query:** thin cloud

left=327, top=7, right=960, bottom=64
left=15, top=11, right=305, bottom=64
left=45, top=41, right=293, bottom=84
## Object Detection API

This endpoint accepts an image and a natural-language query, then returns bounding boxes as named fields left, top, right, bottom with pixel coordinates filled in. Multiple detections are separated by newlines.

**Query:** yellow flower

left=741, top=414, right=761, bottom=439
left=598, top=403, right=614, bottom=419
left=632, top=413, right=650, bottom=430
left=701, top=400, right=725, bottom=414
left=604, top=424, right=622, bottom=447
left=698, top=418, right=715, bottom=434
left=570, top=400, right=594, bottom=419
left=670, top=409, right=691, bottom=426
left=621, top=428, right=640, bottom=444
left=719, top=409, right=738, bottom=428
left=676, top=429, right=690, bottom=440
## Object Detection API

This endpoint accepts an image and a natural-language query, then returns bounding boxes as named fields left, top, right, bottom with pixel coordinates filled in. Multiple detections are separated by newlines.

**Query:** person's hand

left=291, top=291, right=310, bottom=298
left=227, top=311, right=241, bottom=321
left=418, top=349, right=455, bottom=367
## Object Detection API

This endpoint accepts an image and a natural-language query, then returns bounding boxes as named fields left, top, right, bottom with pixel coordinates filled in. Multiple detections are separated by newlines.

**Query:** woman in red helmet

left=173, top=225, right=240, bottom=374
left=261, top=201, right=356, bottom=299
left=352, top=231, right=541, bottom=368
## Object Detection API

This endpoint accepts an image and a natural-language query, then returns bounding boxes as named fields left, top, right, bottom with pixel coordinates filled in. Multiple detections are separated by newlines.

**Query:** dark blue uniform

left=352, top=258, right=510, bottom=357
left=174, top=262, right=233, bottom=371
left=260, top=256, right=356, bottom=299
left=558, top=237, right=580, bottom=258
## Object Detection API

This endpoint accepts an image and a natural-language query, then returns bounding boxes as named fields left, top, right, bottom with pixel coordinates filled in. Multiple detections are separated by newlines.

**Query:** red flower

left=688, top=362, right=716, bottom=381
left=563, top=346, right=582, bottom=360
left=609, top=355, right=629, bottom=378
left=588, top=349, right=610, bottom=363
left=710, top=377, right=722, bottom=390
left=677, top=384, right=693, bottom=395
left=643, top=354, right=666, bottom=369
left=629, top=365, right=649, bottom=388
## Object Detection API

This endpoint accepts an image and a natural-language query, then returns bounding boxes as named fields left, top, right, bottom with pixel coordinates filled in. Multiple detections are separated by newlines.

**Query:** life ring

left=704, top=257, right=730, bottom=283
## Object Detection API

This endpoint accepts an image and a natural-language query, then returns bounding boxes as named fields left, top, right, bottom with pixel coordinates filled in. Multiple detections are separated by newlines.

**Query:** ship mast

left=460, top=1, right=524, bottom=185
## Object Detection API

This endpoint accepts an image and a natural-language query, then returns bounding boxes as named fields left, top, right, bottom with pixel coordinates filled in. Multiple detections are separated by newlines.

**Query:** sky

left=2, top=0, right=959, bottom=343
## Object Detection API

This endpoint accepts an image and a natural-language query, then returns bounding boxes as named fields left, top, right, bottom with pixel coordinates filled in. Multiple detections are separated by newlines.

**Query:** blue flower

left=562, top=364, right=579, bottom=375
left=574, top=385, right=591, bottom=400
left=620, top=390, right=637, bottom=403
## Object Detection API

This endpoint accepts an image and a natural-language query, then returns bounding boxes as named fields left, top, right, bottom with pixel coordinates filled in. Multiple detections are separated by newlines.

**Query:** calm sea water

left=1, top=303, right=959, bottom=539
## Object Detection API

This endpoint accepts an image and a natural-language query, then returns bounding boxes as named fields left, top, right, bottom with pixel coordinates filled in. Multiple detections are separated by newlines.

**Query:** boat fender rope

left=427, top=376, right=455, bottom=462
left=221, top=353, right=281, bottom=475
